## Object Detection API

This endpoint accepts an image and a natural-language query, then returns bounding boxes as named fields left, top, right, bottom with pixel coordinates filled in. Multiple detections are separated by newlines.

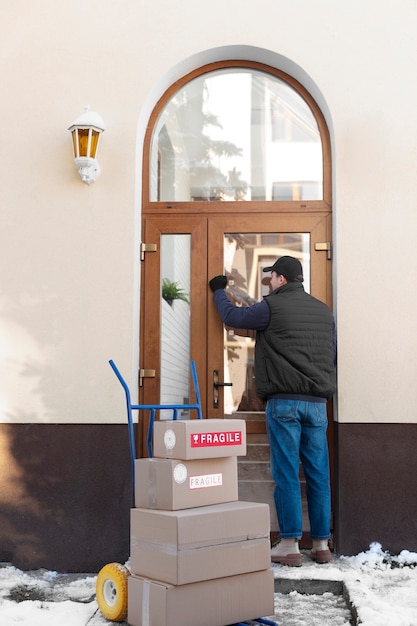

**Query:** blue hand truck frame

left=109, top=358, right=203, bottom=492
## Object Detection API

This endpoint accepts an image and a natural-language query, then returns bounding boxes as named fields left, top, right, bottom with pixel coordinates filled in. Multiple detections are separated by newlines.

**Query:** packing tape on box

left=148, top=459, right=157, bottom=508
left=142, top=579, right=150, bottom=626
left=131, top=537, right=177, bottom=555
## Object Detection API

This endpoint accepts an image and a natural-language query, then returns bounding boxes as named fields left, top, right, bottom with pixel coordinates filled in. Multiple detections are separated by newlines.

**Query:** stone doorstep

left=274, top=577, right=358, bottom=625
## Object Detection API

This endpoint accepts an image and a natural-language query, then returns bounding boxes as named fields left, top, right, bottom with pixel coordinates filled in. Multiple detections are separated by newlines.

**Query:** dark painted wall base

left=0, top=424, right=134, bottom=572
left=334, top=422, right=417, bottom=556
left=1, top=421, right=416, bottom=571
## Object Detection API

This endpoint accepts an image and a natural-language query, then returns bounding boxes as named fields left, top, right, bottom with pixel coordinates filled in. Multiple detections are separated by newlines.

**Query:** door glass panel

left=151, top=68, right=323, bottom=202
left=160, top=234, right=191, bottom=418
left=223, top=233, right=310, bottom=415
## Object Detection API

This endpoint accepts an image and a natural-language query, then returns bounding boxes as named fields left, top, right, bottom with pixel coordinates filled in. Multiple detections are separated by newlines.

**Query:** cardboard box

left=130, top=502, right=271, bottom=584
left=127, top=569, right=275, bottom=626
left=131, top=535, right=270, bottom=585
left=135, top=457, right=238, bottom=510
left=131, top=501, right=270, bottom=550
left=153, top=418, right=246, bottom=460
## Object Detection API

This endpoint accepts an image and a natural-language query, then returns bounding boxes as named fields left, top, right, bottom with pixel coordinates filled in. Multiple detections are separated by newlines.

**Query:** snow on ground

left=272, top=542, right=417, bottom=626
left=0, top=565, right=98, bottom=625
left=272, top=589, right=352, bottom=626
left=0, top=543, right=416, bottom=625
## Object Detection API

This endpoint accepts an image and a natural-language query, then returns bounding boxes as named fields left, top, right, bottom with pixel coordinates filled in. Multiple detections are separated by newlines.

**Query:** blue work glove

left=209, top=275, right=227, bottom=292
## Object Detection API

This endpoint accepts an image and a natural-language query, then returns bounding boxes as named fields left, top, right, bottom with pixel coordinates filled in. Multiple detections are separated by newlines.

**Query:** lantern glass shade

left=89, top=130, right=100, bottom=158
left=71, top=127, right=101, bottom=159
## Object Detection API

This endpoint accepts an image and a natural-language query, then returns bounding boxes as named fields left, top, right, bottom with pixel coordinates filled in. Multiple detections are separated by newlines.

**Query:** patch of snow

left=273, top=543, right=417, bottom=626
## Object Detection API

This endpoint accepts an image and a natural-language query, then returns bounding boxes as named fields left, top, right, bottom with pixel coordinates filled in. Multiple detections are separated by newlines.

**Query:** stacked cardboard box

left=128, top=418, right=274, bottom=626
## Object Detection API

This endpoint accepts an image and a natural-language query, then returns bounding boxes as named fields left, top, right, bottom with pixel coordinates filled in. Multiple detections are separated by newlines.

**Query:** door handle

left=213, top=369, right=233, bottom=409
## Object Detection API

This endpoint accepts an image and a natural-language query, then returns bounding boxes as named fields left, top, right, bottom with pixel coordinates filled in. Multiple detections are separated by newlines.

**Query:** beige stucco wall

left=1, top=0, right=417, bottom=424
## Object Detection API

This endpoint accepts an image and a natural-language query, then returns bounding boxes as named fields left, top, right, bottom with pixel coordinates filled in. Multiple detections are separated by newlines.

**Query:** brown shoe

left=272, top=552, right=303, bottom=566
left=310, top=548, right=332, bottom=564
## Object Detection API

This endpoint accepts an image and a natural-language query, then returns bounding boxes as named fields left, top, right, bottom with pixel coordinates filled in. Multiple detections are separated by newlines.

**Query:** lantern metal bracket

left=75, top=157, right=101, bottom=185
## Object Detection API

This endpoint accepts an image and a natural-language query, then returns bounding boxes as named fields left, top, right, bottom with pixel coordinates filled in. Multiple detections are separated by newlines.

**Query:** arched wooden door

left=139, top=61, right=333, bottom=546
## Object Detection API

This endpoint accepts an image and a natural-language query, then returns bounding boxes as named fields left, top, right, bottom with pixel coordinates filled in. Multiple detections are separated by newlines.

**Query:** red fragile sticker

left=190, top=431, right=242, bottom=447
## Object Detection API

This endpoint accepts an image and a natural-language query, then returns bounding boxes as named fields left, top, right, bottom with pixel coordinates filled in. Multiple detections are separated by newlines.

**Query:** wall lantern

left=68, top=106, right=105, bottom=185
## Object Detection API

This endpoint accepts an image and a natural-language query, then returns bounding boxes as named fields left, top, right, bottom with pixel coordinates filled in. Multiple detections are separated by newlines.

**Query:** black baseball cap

left=263, top=256, right=304, bottom=282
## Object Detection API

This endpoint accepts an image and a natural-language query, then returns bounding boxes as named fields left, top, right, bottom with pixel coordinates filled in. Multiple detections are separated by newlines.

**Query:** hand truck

left=95, top=360, right=278, bottom=626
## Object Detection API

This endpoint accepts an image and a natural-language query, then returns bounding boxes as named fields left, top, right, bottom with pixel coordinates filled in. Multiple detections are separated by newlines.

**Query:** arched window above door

left=147, top=62, right=330, bottom=205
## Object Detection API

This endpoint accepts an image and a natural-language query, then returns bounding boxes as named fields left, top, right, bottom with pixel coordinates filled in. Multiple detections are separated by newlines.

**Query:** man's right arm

left=213, top=289, right=270, bottom=330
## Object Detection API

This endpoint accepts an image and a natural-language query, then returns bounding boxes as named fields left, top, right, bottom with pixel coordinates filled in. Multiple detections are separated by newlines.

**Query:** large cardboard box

left=131, top=535, right=270, bottom=585
left=134, top=457, right=238, bottom=510
left=152, top=418, right=246, bottom=460
left=127, top=569, right=275, bottom=626
left=130, top=502, right=270, bottom=584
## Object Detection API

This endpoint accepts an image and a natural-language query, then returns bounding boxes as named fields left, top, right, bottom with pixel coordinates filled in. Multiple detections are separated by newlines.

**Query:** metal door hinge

left=139, top=368, right=156, bottom=386
left=140, top=242, right=157, bottom=261
left=314, top=241, right=332, bottom=260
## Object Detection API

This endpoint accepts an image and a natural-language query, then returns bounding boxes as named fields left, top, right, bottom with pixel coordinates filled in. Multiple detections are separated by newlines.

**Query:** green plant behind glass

left=162, top=278, right=190, bottom=305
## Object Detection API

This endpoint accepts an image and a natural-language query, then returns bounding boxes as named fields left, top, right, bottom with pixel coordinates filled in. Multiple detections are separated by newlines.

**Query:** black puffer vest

left=255, top=282, right=336, bottom=400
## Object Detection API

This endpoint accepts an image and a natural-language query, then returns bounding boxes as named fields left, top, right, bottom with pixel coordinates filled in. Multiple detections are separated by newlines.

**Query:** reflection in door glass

left=223, top=233, right=310, bottom=415
left=160, top=235, right=191, bottom=419
left=151, top=68, right=323, bottom=202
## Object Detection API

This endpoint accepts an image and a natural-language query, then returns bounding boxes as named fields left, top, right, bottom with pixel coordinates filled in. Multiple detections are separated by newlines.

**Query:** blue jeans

left=265, top=398, right=331, bottom=540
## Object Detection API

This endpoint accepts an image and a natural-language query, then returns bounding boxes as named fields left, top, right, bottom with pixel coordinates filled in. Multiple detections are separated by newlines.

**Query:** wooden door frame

left=142, top=60, right=332, bottom=212
left=207, top=211, right=332, bottom=413
left=139, top=210, right=333, bottom=438
left=139, top=216, right=208, bottom=456
left=139, top=58, right=334, bottom=542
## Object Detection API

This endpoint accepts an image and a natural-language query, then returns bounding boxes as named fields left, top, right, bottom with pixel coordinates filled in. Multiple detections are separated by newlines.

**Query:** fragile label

left=190, top=431, right=242, bottom=447
left=189, top=473, right=223, bottom=489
